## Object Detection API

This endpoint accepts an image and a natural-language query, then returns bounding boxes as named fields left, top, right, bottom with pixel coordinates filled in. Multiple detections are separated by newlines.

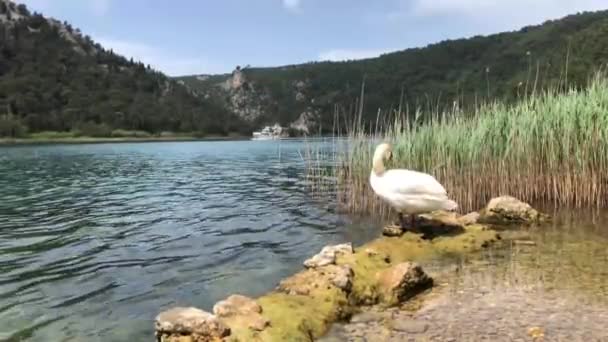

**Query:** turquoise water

left=0, top=140, right=379, bottom=341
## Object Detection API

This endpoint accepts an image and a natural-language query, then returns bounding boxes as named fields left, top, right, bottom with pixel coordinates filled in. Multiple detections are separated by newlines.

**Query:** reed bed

left=306, top=72, right=608, bottom=217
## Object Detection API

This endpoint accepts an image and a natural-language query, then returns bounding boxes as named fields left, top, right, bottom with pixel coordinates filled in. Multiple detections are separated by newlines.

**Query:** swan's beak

left=387, top=151, right=393, bottom=162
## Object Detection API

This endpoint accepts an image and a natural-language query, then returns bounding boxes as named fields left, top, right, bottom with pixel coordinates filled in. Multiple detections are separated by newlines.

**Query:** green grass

left=316, top=72, right=608, bottom=216
left=28, top=131, right=79, bottom=139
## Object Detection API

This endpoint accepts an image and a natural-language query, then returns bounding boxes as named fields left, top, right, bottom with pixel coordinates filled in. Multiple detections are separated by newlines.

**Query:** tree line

left=0, top=1, right=246, bottom=138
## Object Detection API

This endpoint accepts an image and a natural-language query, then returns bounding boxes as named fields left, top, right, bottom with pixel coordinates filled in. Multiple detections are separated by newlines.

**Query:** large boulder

left=277, top=264, right=355, bottom=295
left=213, top=294, right=262, bottom=316
left=417, top=211, right=465, bottom=235
left=328, top=265, right=355, bottom=292
left=382, top=225, right=403, bottom=237
left=383, top=211, right=466, bottom=238
left=376, top=262, right=433, bottom=306
left=155, top=307, right=230, bottom=342
left=479, top=196, right=548, bottom=225
left=459, top=212, right=480, bottom=226
left=304, top=243, right=354, bottom=268
left=213, top=295, right=270, bottom=332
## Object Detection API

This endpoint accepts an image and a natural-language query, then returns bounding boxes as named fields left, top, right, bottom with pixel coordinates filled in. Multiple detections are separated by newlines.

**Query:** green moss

left=227, top=289, right=348, bottom=342
left=337, top=227, right=501, bottom=306
left=432, top=227, right=500, bottom=255
left=223, top=226, right=502, bottom=341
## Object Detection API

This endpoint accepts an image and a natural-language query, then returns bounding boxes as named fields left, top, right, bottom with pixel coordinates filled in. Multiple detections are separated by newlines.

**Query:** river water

left=0, top=140, right=379, bottom=341
left=3, top=140, right=608, bottom=342
left=321, top=208, right=608, bottom=341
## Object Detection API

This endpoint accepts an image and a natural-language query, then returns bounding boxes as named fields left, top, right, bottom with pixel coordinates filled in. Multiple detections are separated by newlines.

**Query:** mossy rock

left=225, top=289, right=351, bottom=342
left=159, top=224, right=504, bottom=342
left=478, top=196, right=549, bottom=226
left=376, top=262, right=434, bottom=306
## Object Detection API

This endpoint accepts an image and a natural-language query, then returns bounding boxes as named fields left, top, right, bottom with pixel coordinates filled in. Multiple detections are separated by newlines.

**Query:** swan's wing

left=381, top=169, right=447, bottom=196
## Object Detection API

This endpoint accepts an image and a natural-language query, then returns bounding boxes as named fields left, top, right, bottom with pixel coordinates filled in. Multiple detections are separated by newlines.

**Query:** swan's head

left=374, top=143, right=393, bottom=162
left=372, top=143, right=392, bottom=175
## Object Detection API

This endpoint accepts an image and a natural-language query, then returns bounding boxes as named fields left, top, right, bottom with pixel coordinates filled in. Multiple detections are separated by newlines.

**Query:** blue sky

left=16, top=0, right=608, bottom=76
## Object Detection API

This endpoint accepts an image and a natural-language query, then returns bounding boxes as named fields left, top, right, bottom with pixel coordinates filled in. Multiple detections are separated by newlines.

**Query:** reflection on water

left=0, top=140, right=379, bottom=342
left=441, top=207, right=608, bottom=299
left=323, top=208, right=608, bottom=341
left=3, top=140, right=608, bottom=341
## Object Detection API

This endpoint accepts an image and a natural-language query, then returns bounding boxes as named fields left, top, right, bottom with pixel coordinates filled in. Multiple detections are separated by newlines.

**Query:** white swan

left=369, top=142, right=458, bottom=232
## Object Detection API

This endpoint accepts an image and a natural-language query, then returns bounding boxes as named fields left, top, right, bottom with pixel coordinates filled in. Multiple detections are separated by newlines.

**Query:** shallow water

left=0, top=140, right=379, bottom=341
left=322, top=209, right=608, bottom=341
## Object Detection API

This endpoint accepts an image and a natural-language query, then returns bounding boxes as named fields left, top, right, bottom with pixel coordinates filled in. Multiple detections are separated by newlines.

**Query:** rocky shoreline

left=154, top=196, right=547, bottom=342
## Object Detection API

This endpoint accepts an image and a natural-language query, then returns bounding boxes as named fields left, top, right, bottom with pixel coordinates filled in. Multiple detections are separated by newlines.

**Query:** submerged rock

left=479, top=196, right=548, bottom=225
left=154, top=223, right=507, bottom=341
left=382, top=225, right=403, bottom=237
left=304, top=243, right=354, bottom=268
left=377, top=262, right=433, bottom=306
left=155, top=307, right=230, bottom=342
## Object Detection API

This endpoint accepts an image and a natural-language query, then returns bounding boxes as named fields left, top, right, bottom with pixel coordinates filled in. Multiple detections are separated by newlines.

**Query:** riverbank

left=0, top=135, right=250, bottom=146
left=322, top=210, right=608, bottom=341
left=154, top=196, right=548, bottom=342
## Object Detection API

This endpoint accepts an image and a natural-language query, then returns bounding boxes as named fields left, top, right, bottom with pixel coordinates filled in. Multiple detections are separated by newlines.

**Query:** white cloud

left=318, top=48, right=394, bottom=62
left=95, top=37, right=229, bottom=76
left=90, top=0, right=110, bottom=16
left=16, top=0, right=111, bottom=16
left=384, top=0, right=608, bottom=40
left=282, top=0, right=301, bottom=12
left=410, top=0, right=607, bottom=17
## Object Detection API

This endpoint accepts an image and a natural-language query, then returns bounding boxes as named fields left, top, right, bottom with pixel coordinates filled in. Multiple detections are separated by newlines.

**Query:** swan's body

left=369, top=143, right=457, bottom=231
left=370, top=168, right=457, bottom=214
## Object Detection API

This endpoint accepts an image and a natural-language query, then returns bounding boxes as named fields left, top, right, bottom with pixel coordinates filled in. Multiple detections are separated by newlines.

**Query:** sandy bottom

left=320, top=221, right=608, bottom=342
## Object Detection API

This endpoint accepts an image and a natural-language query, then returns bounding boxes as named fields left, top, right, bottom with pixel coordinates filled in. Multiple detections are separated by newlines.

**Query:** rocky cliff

left=0, top=0, right=243, bottom=137
left=177, top=9, right=608, bottom=135
left=181, top=66, right=321, bottom=135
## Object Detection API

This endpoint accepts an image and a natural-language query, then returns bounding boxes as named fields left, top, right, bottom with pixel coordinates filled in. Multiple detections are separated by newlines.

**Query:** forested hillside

left=179, top=9, right=608, bottom=133
left=2, top=0, right=608, bottom=138
left=0, top=0, right=244, bottom=138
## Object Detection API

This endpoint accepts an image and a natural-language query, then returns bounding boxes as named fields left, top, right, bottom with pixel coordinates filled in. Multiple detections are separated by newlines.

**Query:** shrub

left=0, top=117, right=28, bottom=138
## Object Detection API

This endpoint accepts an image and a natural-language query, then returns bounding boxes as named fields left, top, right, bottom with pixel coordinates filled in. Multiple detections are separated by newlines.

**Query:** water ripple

left=0, top=140, right=372, bottom=341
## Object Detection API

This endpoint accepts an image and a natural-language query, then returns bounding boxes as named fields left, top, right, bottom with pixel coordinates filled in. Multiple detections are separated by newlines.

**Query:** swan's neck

left=372, top=154, right=385, bottom=176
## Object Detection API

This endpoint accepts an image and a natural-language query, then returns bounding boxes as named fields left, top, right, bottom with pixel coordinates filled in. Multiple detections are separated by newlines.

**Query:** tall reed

left=308, top=72, right=608, bottom=217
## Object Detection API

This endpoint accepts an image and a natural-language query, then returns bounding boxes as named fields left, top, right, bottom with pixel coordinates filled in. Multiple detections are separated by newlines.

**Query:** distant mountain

left=0, top=0, right=246, bottom=138
left=2, top=0, right=607, bottom=138
left=178, top=9, right=608, bottom=134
